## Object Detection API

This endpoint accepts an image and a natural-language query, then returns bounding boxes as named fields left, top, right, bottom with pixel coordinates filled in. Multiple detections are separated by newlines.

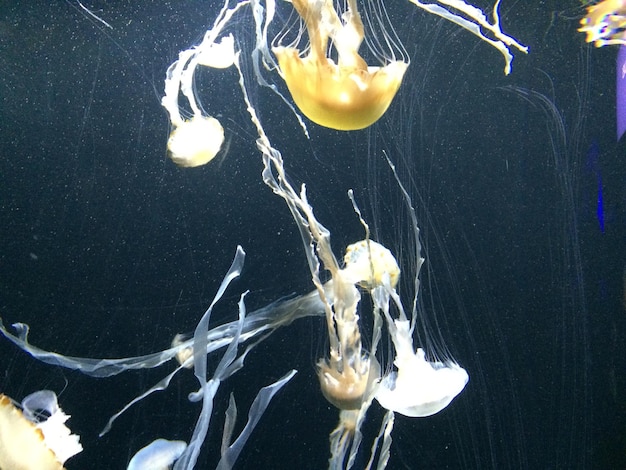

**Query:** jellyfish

left=161, top=1, right=246, bottom=167
left=0, top=390, right=82, bottom=470
left=127, top=439, right=187, bottom=470
left=271, top=0, right=408, bottom=130
left=579, top=0, right=626, bottom=47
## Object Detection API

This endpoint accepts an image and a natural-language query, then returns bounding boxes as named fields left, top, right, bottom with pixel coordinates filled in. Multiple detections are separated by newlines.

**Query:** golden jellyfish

left=0, top=390, right=82, bottom=470
left=272, top=0, right=408, bottom=131
left=579, top=0, right=626, bottom=47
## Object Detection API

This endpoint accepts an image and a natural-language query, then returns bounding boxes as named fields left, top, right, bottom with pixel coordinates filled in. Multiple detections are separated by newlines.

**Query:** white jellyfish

left=161, top=2, right=244, bottom=167
left=127, top=439, right=187, bottom=470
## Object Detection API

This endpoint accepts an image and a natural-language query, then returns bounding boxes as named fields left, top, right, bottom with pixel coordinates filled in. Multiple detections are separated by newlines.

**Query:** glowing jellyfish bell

left=272, top=0, right=408, bottom=131
left=0, top=390, right=82, bottom=470
left=161, top=23, right=240, bottom=167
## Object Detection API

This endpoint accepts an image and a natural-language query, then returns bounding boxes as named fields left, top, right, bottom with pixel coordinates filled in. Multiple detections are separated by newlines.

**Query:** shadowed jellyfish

left=127, top=439, right=187, bottom=470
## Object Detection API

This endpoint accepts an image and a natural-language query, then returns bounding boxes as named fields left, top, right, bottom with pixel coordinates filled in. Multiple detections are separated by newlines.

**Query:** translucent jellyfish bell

left=272, top=0, right=408, bottom=130
left=127, top=439, right=187, bottom=470
left=342, top=239, right=400, bottom=290
left=166, top=115, right=225, bottom=168
left=376, top=320, right=469, bottom=417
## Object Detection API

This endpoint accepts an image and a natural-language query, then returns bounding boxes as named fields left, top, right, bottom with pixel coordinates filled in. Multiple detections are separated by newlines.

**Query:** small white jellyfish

left=166, top=115, right=225, bottom=168
left=160, top=3, right=244, bottom=168
left=127, top=438, right=187, bottom=470
left=0, top=390, right=82, bottom=470
left=342, top=239, right=400, bottom=290
left=375, top=320, right=469, bottom=417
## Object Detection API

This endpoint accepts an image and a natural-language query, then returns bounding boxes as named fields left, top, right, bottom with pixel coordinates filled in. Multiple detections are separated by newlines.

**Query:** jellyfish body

left=273, top=0, right=408, bottom=130
left=375, top=320, right=469, bottom=417
left=579, top=0, right=626, bottom=47
left=161, top=6, right=243, bottom=168
left=0, top=391, right=82, bottom=470
left=127, top=439, right=187, bottom=470
left=167, top=115, right=225, bottom=168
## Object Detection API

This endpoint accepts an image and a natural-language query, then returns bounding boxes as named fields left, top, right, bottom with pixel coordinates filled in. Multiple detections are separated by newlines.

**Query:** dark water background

left=0, top=1, right=624, bottom=469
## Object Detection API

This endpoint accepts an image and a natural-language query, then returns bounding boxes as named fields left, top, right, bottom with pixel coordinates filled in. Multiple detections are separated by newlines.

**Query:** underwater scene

left=0, top=1, right=624, bottom=469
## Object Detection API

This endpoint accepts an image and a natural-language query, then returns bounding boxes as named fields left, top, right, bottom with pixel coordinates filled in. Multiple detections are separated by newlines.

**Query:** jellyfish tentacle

left=407, top=0, right=528, bottom=75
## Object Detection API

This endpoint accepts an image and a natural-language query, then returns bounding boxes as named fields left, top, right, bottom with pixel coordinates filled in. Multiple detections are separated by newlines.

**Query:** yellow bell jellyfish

left=272, top=0, right=408, bottom=131
left=579, top=0, right=626, bottom=47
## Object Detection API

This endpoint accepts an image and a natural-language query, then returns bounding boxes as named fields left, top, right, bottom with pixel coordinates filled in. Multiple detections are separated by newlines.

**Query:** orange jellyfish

left=272, top=0, right=408, bottom=131
left=579, top=0, right=626, bottom=47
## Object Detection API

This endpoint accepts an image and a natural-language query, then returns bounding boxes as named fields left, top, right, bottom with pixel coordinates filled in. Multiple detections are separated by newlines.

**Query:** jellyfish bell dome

left=272, top=0, right=408, bottom=130
left=375, top=320, right=469, bottom=417
left=342, top=239, right=400, bottom=289
left=167, top=115, right=225, bottom=168
left=273, top=47, right=408, bottom=130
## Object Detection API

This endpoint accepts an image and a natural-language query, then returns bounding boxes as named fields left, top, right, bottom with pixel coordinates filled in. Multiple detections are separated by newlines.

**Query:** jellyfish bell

left=196, top=33, right=237, bottom=69
left=167, top=115, right=225, bottom=168
left=343, top=239, right=400, bottom=290
left=0, top=391, right=82, bottom=470
left=272, top=0, right=408, bottom=130
left=127, top=438, right=187, bottom=470
left=171, top=333, right=194, bottom=368
left=375, top=320, right=469, bottom=417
